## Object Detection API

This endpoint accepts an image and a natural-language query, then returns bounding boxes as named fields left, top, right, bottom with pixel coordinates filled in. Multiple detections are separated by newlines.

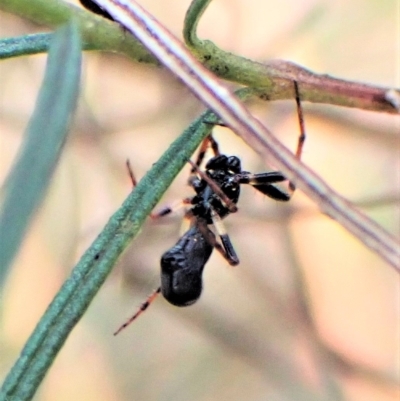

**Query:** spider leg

left=126, top=159, right=193, bottom=219
left=113, top=287, right=161, bottom=335
left=289, top=80, right=306, bottom=193
left=151, top=198, right=193, bottom=219
left=126, top=159, right=137, bottom=187
left=190, top=133, right=221, bottom=175
left=196, top=210, right=239, bottom=266
left=188, top=159, right=238, bottom=213
left=235, top=171, right=290, bottom=201
left=234, top=81, right=307, bottom=201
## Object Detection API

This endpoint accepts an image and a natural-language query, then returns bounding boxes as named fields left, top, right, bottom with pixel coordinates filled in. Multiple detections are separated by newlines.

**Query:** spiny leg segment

left=289, top=81, right=306, bottom=193
left=114, top=288, right=161, bottom=335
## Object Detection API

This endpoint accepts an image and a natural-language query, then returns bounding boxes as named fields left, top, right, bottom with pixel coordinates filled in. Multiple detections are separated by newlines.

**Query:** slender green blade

left=0, top=34, right=53, bottom=59
left=0, top=21, right=82, bottom=286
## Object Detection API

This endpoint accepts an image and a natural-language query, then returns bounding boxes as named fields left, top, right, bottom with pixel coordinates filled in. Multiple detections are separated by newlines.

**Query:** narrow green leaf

left=0, top=21, right=82, bottom=286
left=0, top=104, right=220, bottom=401
left=0, top=34, right=53, bottom=59
left=0, top=33, right=94, bottom=59
left=0, top=0, right=158, bottom=64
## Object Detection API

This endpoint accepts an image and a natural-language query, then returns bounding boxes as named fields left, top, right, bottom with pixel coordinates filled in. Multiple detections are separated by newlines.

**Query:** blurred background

left=0, top=0, right=399, bottom=400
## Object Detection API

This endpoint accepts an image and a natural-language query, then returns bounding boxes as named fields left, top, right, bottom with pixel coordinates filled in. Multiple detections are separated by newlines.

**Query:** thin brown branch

left=255, top=60, right=400, bottom=113
left=184, top=0, right=399, bottom=114
left=91, top=0, right=400, bottom=271
left=2, top=0, right=399, bottom=113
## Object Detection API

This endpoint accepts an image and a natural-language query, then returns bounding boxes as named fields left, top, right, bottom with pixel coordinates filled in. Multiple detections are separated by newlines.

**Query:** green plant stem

left=183, top=0, right=399, bottom=113
left=0, top=34, right=53, bottom=58
left=0, top=33, right=93, bottom=58
left=0, top=0, right=158, bottom=63
left=0, top=22, right=81, bottom=284
left=1, top=0, right=398, bottom=112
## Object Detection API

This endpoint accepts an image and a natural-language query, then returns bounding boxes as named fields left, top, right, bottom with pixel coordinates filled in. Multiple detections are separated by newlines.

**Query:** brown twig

left=88, top=0, right=400, bottom=271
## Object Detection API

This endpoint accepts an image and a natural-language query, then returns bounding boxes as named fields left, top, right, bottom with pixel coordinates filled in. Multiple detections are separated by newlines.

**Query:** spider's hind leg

left=113, top=288, right=162, bottom=336
left=126, top=159, right=193, bottom=219
left=288, top=80, right=306, bottom=194
left=190, top=133, right=221, bottom=176
left=196, top=215, right=239, bottom=266
left=236, top=80, right=307, bottom=201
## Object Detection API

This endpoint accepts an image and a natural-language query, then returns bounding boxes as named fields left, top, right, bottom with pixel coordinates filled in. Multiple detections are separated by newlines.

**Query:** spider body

left=114, top=81, right=305, bottom=334
left=190, top=155, right=242, bottom=224
left=161, top=225, right=213, bottom=307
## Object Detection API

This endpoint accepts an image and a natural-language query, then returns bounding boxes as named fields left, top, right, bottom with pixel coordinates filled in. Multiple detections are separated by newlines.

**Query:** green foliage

left=0, top=17, right=232, bottom=398
left=0, top=20, right=81, bottom=400
left=0, top=22, right=81, bottom=287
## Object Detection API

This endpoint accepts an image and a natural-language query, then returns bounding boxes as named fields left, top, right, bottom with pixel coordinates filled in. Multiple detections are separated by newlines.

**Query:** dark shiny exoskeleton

left=79, top=0, right=114, bottom=20
left=160, top=225, right=213, bottom=306
left=113, top=110, right=305, bottom=334
left=160, top=155, right=242, bottom=307
left=190, top=155, right=242, bottom=223
left=160, top=153, right=289, bottom=307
